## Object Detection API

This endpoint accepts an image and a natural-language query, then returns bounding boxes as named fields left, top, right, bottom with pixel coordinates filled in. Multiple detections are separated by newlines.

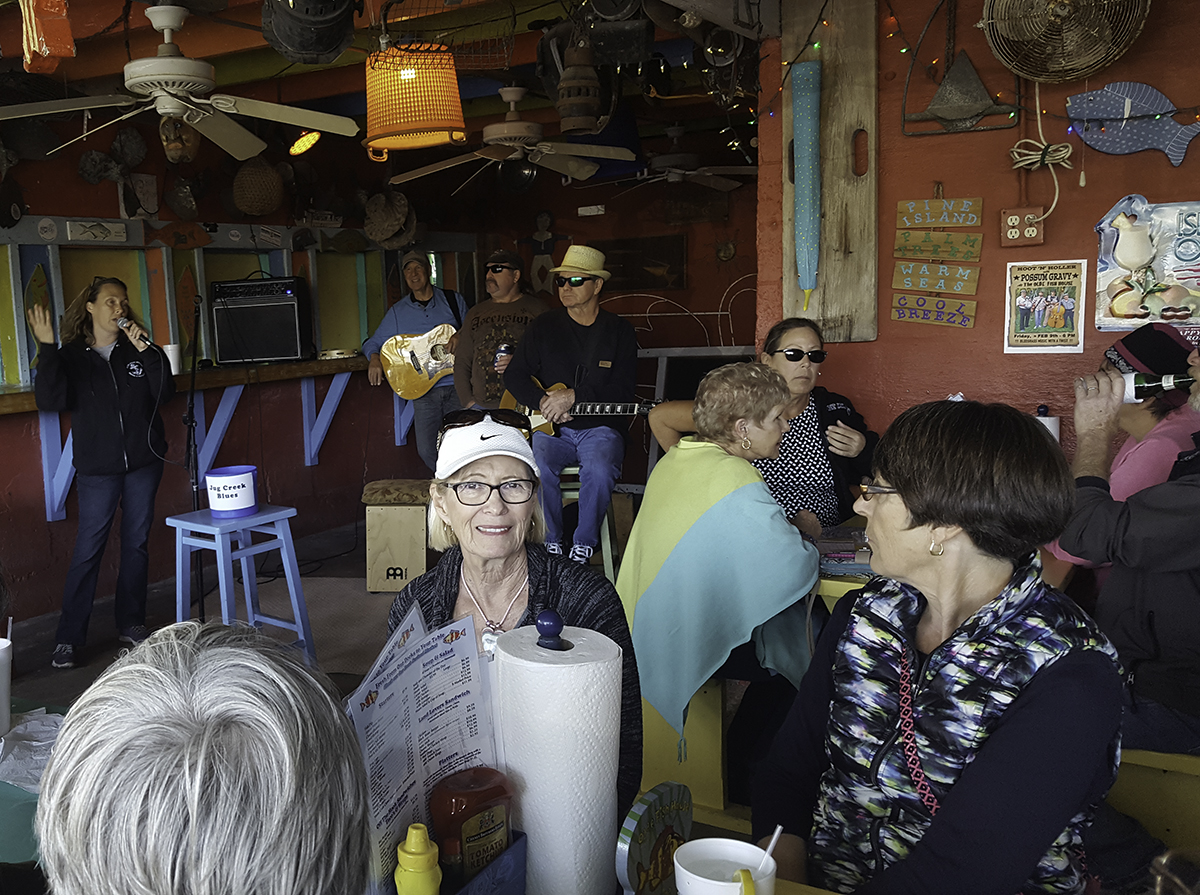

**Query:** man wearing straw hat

left=505, top=245, right=637, bottom=565
left=362, top=250, right=468, bottom=473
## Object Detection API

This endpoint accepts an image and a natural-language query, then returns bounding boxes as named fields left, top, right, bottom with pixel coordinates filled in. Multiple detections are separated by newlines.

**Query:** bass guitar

left=380, top=324, right=456, bottom=400
left=500, top=381, right=658, bottom=436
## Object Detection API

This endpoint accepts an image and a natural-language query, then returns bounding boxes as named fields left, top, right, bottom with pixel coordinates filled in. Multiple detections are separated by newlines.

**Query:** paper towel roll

left=494, top=626, right=622, bottom=895
left=0, top=638, right=11, bottom=738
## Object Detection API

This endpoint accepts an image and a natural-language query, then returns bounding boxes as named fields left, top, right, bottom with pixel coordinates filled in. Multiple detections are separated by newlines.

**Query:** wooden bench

left=362, top=479, right=431, bottom=592
left=1107, top=749, right=1200, bottom=849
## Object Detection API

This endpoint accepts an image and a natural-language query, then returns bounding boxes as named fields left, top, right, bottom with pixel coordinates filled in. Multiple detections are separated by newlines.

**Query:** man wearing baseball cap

left=504, top=245, right=638, bottom=566
left=362, top=251, right=469, bottom=473
left=453, top=249, right=549, bottom=410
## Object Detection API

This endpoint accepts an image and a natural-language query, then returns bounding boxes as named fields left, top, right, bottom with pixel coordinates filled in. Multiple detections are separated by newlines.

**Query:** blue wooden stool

left=165, top=505, right=316, bottom=664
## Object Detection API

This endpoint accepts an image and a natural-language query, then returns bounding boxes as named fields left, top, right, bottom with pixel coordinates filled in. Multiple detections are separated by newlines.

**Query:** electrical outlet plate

left=1000, top=207, right=1045, bottom=247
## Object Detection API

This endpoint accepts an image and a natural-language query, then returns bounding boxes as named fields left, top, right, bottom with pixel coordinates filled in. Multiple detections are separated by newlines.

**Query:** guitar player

left=363, top=250, right=469, bottom=473
left=504, top=245, right=638, bottom=565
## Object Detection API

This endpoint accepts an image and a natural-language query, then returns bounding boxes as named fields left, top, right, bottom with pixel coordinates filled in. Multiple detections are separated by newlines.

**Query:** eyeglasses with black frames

left=855, top=480, right=900, bottom=501
left=486, top=265, right=517, bottom=274
left=555, top=275, right=598, bottom=288
left=770, top=348, right=828, bottom=364
left=442, top=479, right=537, bottom=506
left=436, top=409, right=532, bottom=451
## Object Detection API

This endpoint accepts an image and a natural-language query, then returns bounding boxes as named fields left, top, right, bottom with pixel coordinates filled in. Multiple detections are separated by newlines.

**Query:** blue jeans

left=56, top=461, right=164, bottom=647
left=1120, top=689, right=1200, bottom=754
left=533, top=426, right=624, bottom=548
left=412, top=384, right=463, bottom=474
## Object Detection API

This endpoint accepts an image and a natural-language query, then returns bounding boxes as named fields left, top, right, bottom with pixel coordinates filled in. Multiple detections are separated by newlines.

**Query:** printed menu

left=347, top=605, right=494, bottom=895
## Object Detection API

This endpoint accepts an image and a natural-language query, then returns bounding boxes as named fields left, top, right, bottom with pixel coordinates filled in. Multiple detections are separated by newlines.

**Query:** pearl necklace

left=459, top=567, right=528, bottom=653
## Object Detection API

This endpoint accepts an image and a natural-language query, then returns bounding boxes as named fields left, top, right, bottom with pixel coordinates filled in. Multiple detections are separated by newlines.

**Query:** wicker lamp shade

left=363, top=43, right=467, bottom=159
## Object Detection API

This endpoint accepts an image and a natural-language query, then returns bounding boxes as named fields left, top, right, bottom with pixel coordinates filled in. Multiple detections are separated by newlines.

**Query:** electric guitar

left=379, top=324, right=456, bottom=400
left=500, top=381, right=658, bottom=436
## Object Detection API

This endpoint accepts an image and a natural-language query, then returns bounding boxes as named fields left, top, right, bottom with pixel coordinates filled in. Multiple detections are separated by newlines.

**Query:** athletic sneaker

left=545, top=542, right=563, bottom=556
left=118, top=625, right=150, bottom=645
left=568, top=544, right=593, bottom=564
left=51, top=643, right=75, bottom=669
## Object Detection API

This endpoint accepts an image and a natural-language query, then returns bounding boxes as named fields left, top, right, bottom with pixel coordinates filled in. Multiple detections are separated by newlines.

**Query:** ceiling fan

left=634, top=125, right=756, bottom=191
left=389, top=86, right=635, bottom=187
left=0, top=5, right=359, bottom=160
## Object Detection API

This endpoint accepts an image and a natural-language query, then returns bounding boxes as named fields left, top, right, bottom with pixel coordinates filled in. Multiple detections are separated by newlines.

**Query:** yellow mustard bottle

left=395, top=823, right=442, bottom=895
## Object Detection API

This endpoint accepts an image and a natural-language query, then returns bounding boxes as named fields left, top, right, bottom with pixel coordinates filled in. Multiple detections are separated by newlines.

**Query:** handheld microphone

left=117, top=317, right=152, bottom=345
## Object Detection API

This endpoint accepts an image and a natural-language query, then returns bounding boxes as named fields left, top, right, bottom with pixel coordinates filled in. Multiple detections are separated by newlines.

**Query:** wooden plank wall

left=781, top=0, right=879, bottom=342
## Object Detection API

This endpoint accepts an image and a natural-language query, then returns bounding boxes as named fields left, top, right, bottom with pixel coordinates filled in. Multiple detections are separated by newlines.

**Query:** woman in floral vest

left=753, top=400, right=1123, bottom=895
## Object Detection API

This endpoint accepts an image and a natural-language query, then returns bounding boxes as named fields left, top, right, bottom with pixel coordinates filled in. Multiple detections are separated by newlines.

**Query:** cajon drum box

left=363, top=480, right=431, bottom=592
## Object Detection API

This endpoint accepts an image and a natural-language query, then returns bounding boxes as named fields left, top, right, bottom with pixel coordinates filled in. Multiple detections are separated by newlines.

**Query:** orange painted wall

left=758, top=2, right=1200, bottom=453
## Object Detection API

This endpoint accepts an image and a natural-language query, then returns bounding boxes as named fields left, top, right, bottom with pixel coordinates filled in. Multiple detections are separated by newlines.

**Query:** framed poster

left=1005, top=260, right=1087, bottom=354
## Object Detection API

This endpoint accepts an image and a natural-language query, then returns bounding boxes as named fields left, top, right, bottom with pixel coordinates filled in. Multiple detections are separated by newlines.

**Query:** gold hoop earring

left=741, top=435, right=752, bottom=451
left=929, top=536, right=944, bottom=557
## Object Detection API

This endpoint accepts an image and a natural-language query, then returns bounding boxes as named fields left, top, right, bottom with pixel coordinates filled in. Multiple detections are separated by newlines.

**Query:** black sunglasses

left=486, top=265, right=517, bottom=274
left=437, top=408, right=533, bottom=450
left=555, top=275, right=598, bottom=288
left=770, top=348, right=828, bottom=364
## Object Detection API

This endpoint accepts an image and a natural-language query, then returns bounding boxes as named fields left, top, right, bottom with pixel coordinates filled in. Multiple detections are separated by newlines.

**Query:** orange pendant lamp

left=363, top=39, right=467, bottom=160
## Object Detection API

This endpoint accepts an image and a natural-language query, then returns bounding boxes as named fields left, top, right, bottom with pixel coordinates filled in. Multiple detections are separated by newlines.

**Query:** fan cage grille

left=364, top=45, right=467, bottom=150
left=980, top=0, right=1151, bottom=84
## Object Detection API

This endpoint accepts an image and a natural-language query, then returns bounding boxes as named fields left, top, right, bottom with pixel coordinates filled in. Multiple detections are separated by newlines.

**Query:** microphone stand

left=182, top=297, right=205, bottom=621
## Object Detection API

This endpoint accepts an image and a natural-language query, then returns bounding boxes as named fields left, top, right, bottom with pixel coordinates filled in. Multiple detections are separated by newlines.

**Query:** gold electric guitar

left=500, top=381, right=658, bottom=436
left=380, top=325, right=456, bottom=400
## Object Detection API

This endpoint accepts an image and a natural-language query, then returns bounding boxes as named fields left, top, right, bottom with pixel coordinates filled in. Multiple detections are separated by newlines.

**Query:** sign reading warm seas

left=891, top=261, right=980, bottom=295
left=895, top=197, right=983, bottom=229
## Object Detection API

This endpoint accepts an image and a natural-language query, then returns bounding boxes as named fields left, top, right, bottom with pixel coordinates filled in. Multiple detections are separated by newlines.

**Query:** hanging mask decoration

left=159, top=117, right=200, bottom=163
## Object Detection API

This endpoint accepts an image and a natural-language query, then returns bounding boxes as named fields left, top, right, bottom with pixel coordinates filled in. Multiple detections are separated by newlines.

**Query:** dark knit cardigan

left=388, top=543, right=643, bottom=815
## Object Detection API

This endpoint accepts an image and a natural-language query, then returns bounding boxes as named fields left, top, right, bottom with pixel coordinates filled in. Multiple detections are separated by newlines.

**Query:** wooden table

left=778, top=880, right=838, bottom=894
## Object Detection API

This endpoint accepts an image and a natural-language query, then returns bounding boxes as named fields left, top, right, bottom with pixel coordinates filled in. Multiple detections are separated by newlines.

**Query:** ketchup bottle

left=429, top=767, right=515, bottom=892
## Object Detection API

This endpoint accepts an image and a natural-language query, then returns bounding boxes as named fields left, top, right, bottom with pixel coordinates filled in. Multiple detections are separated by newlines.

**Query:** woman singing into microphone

left=27, top=277, right=175, bottom=669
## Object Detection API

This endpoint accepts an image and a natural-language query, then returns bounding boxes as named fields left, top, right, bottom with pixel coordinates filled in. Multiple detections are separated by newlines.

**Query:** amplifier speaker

left=210, top=277, right=314, bottom=364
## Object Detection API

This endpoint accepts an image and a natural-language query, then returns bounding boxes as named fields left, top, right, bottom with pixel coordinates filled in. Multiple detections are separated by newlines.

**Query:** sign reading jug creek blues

left=206, top=465, right=259, bottom=519
left=895, top=197, right=982, bottom=229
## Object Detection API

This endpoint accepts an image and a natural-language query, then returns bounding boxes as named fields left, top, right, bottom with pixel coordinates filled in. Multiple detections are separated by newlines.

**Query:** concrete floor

left=10, top=521, right=368, bottom=708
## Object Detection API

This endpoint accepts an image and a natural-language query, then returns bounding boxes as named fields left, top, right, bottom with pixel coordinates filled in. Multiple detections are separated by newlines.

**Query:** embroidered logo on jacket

left=126, top=360, right=145, bottom=378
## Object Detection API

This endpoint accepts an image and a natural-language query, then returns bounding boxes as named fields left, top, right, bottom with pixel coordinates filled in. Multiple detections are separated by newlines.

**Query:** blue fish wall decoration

left=1066, top=82, right=1200, bottom=167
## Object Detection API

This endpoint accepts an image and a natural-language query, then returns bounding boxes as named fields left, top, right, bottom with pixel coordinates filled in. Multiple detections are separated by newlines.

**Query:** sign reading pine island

left=896, top=197, right=983, bottom=229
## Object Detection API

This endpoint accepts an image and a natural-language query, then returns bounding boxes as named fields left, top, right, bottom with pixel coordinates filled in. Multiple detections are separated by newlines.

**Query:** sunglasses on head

left=770, top=348, right=827, bottom=364
left=486, top=265, right=516, bottom=274
left=555, top=275, right=598, bottom=288
left=437, top=408, right=533, bottom=450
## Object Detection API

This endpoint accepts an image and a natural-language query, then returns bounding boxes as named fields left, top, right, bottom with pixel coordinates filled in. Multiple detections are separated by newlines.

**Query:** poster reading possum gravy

left=1004, top=260, right=1087, bottom=354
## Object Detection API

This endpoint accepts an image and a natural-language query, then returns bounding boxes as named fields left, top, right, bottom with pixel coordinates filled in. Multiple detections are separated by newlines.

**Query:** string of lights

left=760, top=0, right=829, bottom=117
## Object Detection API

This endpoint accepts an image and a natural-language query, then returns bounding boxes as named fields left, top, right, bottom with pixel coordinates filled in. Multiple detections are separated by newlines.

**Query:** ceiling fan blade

left=389, top=146, right=515, bottom=185
left=187, top=109, right=267, bottom=160
left=47, top=102, right=152, bottom=155
left=208, top=94, right=360, bottom=137
left=688, top=173, right=742, bottom=191
left=0, top=95, right=137, bottom=122
left=536, top=141, right=635, bottom=160
left=528, top=151, right=599, bottom=180
left=699, top=166, right=758, bottom=176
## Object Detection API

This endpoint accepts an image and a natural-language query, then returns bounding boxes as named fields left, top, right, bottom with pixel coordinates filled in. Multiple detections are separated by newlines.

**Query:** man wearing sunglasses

left=362, top=250, right=469, bottom=473
left=504, top=245, right=638, bottom=565
left=453, top=249, right=549, bottom=410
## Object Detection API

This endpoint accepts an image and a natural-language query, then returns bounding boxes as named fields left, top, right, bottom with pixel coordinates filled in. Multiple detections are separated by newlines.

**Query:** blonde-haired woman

left=28, top=276, right=175, bottom=669
left=386, top=409, right=641, bottom=814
